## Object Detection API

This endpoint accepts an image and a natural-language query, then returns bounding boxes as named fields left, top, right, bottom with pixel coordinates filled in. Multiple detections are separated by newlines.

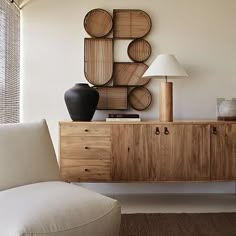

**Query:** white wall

left=21, top=0, right=236, bottom=194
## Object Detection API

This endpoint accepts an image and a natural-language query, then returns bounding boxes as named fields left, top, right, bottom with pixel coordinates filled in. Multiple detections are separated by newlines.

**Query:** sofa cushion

left=0, top=181, right=121, bottom=236
left=0, top=120, right=60, bottom=191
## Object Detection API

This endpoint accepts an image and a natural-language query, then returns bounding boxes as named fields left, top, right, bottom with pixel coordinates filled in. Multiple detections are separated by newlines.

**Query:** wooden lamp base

left=159, top=82, right=173, bottom=122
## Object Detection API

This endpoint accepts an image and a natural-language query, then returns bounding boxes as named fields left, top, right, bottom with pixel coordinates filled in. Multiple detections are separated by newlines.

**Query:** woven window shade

left=0, top=0, right=20, bottom=123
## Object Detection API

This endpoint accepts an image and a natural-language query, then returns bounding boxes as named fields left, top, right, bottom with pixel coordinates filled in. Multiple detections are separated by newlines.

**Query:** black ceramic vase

left=64, top=83, right=99, bottom=121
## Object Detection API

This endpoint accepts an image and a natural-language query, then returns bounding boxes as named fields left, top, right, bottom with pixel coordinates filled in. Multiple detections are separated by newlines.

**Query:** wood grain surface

left=60, top=136, right=111, bottom=160
left=113, top=9, right=152, bottom=39
left=112, top=124, right=151, bottom=181
left=159, top=82, right=173, bottom=122
left=59, top=122, right=236, bottom=182
left=159, top=124, right=210, bottom=181
left=113, top=62, right=150, bottom=86
left=59, top=120, right=236, bottom=125
left=84, top=38, right=113, bottom=85
left=59, top=123, right=112, bottom=182
left=60, top=160, right=111, bottom=182
left=60, top=123, right=111, bottom=136
left=211, top=124, right=236, bottom=180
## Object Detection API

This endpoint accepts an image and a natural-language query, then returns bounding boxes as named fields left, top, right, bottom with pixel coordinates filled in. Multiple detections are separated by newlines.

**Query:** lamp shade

left=142, top=54, right=188, bottom=78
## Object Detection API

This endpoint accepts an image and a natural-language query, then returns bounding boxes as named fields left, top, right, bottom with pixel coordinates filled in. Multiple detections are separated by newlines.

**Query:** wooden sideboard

left=59, top=121, right=236, bottom=182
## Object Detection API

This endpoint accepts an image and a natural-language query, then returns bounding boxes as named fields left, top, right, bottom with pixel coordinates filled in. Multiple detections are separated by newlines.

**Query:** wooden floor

left=120, top=213, right=236, bottom=236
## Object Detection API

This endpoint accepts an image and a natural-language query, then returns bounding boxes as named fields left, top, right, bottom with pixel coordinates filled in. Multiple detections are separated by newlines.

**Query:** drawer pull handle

left=84, top=129, right=89, bottom=132
left=155, top=127, right=160, bottom=135
left=213, top=126, right=217, bottom=134
left=164, top=127, right=169, bottom=135
left=85, top=168, right=88, bottom=172
left=85, top=147, right=89, bottom=150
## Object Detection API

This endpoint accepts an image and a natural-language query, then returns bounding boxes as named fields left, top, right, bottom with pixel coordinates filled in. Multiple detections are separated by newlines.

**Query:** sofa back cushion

left=0, top=120, right=61, bottom=191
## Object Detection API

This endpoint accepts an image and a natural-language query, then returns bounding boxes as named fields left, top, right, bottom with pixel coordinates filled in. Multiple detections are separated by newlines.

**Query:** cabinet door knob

left=213, top=126, right=217, bottom=134
left=155, top=127, right=160, bottom=135
left=164, top=127, right=169, bottom=135
left=85, top=146, right=89, bottom=150
left=84, top=129, right=89, bottom=132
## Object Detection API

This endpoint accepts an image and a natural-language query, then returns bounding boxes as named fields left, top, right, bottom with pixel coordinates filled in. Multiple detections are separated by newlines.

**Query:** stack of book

left=106, top=114, right=141, bottom=122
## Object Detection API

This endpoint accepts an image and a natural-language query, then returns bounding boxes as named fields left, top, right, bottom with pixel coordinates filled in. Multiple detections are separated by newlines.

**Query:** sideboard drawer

left=60, top=123, right=111, bottom=136
left=60, top=136, right=111, bottom=160
left=60, top=159, right=111, bottom=182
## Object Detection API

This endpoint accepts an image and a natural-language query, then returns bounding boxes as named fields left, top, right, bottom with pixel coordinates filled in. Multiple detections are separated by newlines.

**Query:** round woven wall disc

left=128, top=87, right=152, bottom=111
left=128, top=39, right=151, bottom=62
left=84, top=9, right=113, bottom=38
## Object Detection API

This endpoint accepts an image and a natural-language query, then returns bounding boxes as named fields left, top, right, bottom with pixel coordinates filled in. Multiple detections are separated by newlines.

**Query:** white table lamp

left=142, top=54, right=188, bottom=122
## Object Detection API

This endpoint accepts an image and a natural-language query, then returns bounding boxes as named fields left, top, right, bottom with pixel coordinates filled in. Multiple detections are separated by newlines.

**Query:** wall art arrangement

left=84, top=8, right=152, bottom=111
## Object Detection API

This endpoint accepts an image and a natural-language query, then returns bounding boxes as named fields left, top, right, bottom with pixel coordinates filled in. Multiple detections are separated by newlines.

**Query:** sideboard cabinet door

left=211, top=124, right=236, bottom=180
left=160, top=124, right=210, bottom=181
left=112, top=124, right=159, bottom=181
left=111, top=124, right=210, bottom=182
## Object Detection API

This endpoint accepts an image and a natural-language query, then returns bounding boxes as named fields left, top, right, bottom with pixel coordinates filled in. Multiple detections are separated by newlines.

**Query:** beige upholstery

left=0, top=182, right=121, bottom=236
left=0, top=120, right=121, bottom=236
left=0, top=120, right=60, bottom=190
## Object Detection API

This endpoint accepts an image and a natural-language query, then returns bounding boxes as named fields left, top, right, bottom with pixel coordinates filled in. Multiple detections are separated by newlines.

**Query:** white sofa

left=0, top=120, right=121, bottom=236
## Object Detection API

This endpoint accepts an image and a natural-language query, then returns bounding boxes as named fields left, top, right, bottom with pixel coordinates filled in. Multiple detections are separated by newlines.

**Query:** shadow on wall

left=76, top=182, right=236, bottom=195
left=19, top=0, right=32, bottom=9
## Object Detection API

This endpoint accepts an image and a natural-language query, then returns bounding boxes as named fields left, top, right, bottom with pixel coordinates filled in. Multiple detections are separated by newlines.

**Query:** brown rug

left=120, top=213, right=236, bottom=236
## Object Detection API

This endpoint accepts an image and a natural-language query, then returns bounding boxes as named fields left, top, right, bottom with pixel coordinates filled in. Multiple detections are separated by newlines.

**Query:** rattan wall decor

left=128, top=87, right=152, bottom=111
left=84, top=38, right=113, bottom=86
left=128, top=39, right=152, bottom=62
left=83, top=8, right=153, bottom=111
left=113, top=62, right=150, bottom=86
left=96, top=87, right=128, bottom=110
left=84, top=9, right=113, bottom=38
left=113, top=9, right=152, bottom=39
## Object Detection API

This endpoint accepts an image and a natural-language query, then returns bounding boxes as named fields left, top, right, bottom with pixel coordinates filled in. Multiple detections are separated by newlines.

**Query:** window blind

left=0, top=0, right=20, bottom=123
